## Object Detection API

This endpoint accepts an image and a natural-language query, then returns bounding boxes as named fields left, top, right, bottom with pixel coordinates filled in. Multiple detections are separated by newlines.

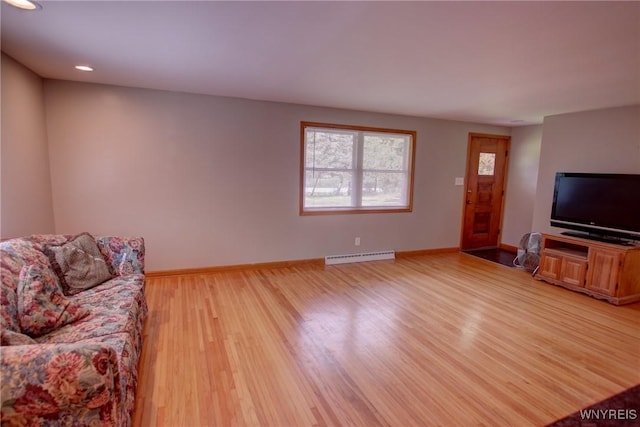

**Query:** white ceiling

left=2, top=1, right=639, bottom=126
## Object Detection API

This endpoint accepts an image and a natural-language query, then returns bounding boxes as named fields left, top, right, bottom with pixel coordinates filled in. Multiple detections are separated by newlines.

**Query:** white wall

left=501, top=125, right=542, bottom=247
left=43, top=80, right=509, bottom=271
left=1, top=54, right=55, bottom=238
left=532, top=106, right=640, bottom=235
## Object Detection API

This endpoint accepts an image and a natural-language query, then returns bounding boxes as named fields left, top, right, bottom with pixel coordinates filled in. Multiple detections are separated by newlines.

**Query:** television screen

left=551, top=173, right=640, bottom=238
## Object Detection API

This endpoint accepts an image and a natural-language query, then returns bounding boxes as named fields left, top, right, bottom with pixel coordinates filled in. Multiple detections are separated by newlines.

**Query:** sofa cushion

left=77, top=274, right=146, bottom=296
left=45, top=233, right=113, bottom=295
left=37, top=278, right=146, bottom=344
left=17, top=265, right=89, bottom=337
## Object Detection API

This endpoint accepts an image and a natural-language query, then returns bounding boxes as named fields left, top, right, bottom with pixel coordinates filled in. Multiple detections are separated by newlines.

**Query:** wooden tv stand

left=535, top=233, right=640, bottom=305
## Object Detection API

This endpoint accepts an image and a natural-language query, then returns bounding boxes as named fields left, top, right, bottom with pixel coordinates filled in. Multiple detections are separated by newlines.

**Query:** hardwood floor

left=133, top=253, right=640, bottom=426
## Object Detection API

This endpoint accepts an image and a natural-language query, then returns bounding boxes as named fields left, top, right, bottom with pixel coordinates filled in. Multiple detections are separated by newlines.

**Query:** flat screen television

left=550, top=172, right=640, bottom=243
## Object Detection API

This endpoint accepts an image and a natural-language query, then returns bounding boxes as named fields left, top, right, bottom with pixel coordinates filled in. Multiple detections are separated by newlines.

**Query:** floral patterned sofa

left=1, top=233, right=147, bottom=426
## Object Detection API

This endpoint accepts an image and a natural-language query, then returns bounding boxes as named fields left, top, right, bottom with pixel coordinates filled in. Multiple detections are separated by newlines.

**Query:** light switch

left=455, top=177, right=465, bottom=186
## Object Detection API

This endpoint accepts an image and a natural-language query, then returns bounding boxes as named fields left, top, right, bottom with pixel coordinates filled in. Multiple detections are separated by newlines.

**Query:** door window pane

left=478, top=152, right=496, bottom=176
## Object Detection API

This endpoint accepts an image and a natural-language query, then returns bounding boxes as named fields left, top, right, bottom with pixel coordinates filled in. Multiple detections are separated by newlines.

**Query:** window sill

left=300, top=207, right=413, bottom=216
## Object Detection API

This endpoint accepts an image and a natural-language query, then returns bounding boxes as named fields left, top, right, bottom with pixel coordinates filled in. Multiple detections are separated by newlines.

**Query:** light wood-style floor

left=133, top=253, right=640, bottom=426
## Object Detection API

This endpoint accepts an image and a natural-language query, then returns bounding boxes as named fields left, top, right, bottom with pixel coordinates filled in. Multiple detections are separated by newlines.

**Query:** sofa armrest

left=97, top=236, right=145, bottom=276
left=1, top=342, right=122, bottom=425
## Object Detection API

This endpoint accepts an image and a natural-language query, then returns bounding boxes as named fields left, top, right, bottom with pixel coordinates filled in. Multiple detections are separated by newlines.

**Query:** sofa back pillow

left=45, top=233, right=113, bottom=295
left=96, top=236, right=146, bottom=276
left=17, top=265, right=89, bottom=337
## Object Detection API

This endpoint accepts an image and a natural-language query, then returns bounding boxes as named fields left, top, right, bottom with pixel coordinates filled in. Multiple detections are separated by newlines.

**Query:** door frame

left=459, top=132, right=511, bottom=250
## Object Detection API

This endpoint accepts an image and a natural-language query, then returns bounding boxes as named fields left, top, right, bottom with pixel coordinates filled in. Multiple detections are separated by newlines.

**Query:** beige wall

left=1, top=54, right=55, bottom=238
left=532, top=106, right=640, bottom=235
left=43, top=80, right=509, bottom=271
left=501, top=125, right=542, bottom=247
left=9, top=62, right=635, bottom=271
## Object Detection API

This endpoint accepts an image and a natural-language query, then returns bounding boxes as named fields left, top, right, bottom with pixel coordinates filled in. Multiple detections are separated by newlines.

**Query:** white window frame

left=300, top=121, right=416, bottom=215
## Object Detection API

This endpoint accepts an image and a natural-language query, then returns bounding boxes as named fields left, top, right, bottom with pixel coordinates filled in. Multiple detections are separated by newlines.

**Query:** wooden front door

left=461, top=133, right=510, bottom=250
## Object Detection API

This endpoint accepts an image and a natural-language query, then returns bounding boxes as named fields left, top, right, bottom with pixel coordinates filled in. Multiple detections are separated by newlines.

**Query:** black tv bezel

left=550, top=172, right=640, bottom=242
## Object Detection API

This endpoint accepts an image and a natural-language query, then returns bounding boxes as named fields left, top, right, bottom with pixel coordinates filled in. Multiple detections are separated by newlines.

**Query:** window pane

left=305, top=130, right=354, bottom=169
left=304, top=171, right=353, bottom=208
left=363, top=135, right=408, bottom=170
left=361, top=172, right=407, bottom=207
left=478, top=152, right=496, bottom=176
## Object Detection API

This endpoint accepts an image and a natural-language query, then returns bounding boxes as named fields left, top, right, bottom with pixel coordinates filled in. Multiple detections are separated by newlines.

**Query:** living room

left=2, top=1, right=639, bottom=426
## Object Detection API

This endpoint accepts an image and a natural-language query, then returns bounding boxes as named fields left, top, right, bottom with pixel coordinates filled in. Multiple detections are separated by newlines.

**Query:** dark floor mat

left=463, top=248, right=516, bottom=267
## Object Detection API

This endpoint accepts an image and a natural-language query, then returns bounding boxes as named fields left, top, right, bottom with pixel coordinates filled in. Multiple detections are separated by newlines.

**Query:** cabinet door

left=586, top=249, right=622, bottom=296
left=538, top=253, right=562, bottom=280
left=560, top=256, right=587, bottom=287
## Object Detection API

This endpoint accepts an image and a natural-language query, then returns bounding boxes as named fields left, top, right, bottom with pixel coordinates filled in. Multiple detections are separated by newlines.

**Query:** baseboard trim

left=396, top=247, right=460, bottom=258
left=146, top=247, right=462, bottom=277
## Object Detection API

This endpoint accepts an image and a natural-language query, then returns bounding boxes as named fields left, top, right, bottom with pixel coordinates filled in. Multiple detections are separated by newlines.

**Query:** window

left=300, top=122, right=416, bottom=215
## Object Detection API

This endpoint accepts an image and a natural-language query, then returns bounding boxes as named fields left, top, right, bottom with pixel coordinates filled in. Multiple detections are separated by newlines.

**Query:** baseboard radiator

left=325, top=250, right=395, bottom=265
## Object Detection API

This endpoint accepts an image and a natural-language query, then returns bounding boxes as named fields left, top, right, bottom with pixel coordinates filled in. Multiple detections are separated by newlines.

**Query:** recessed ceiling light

left=75, top=65, right=94, bottom=72
left=3, top=0, right=41, bottom=10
